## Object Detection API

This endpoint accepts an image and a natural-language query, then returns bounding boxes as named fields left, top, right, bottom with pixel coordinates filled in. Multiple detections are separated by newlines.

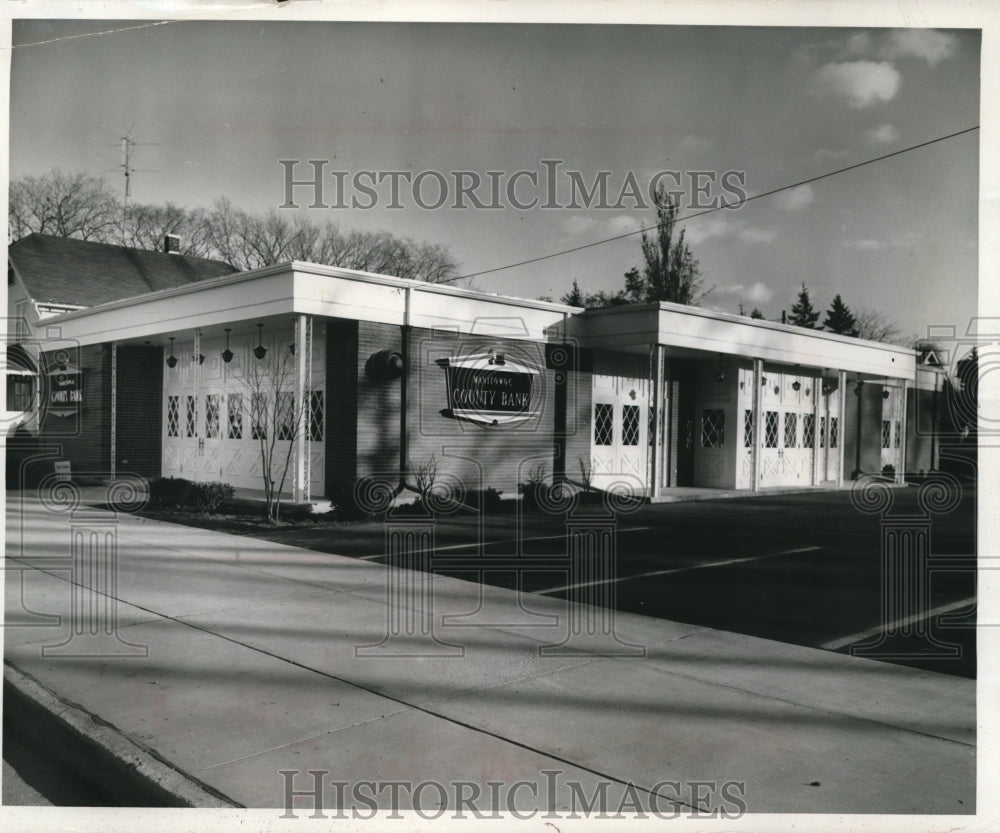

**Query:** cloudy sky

left=8, top=16, right=981, bottom=341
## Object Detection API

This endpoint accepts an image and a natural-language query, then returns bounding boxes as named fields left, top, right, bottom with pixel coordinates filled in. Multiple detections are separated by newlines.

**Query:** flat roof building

left=6, top=236, right=948, bottom=502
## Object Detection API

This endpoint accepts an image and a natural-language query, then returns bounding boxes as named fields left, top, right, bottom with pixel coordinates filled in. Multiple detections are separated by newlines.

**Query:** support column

left=810, top=375, right=819, bottom=486
left=751, top=358, right=763, bottom=492
left=110, top=342, right=117, bottom=481
left=897, top=381, right=908, bottom=485
left=837, top=370, right=847, bottom=487
left=656, top=346, right=665, bottom=496
left=648, top=344, right=660, bottom=500
left=293, top=314, right=309, bottom=503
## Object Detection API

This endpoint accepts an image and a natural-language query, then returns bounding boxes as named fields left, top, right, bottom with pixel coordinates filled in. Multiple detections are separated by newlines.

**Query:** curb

left=4, top=662, right=240, bottom=808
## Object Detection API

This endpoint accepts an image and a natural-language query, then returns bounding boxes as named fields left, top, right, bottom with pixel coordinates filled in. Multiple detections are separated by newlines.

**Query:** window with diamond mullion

left=829, top=416, right=838, bottom=449
left=881, top=419, right=891, bottom=449
left=784, top=412, right=797, bottom=448
left=227, top=393, right=243, bottom=439
left=803, top=414, right=815, bottom=448
left=594, top=403, right=613, bottom=446
left=743, top=409, right=754, bottom=448
left=205, top=394, right=220, bottom=439
left=309, top=391, right=325, bottom=442
left=186, top=395, right=197, bottom=438
left=622, top=404, right=640, bottom=446
left=701, top=409, right=725, bottom=448
left=276, top=392, right=296, bottom=441
left=167, top=395, right=179, bottom=438
left=764, top=411, right=779, bottom=448
left=894, top=420, right=901, bottom=449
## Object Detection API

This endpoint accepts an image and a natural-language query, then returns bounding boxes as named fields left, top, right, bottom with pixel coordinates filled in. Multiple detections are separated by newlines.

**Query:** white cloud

left=866, top=123, right=900, bottom=144
left=844, top=238, right=887, bottom=251
left=773, top=184, right=814, bottom=212
left=714, top=281, right=774, bottom=303
left=812, top=60, right=901, bottom=108
left=684, top=215, right=733, bottom=245
left=846, top=32, right=872, bottom=55
left=739, top=227, right=777, bottom=245
left=814, top=147, right=851, bottom=163
left=882, top=29, right=959, bottom=66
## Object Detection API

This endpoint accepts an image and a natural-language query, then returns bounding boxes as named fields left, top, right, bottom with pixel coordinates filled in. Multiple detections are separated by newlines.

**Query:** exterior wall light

left=714, top=354, right=726, bottom=383
left=365, top=349, right=404, bottom=381
left=883, top=389, right=891, bottom=399
left=166, top=337, right=178, bottom=369
left=222, top=328, right=234, bottom=363
left=792, top=380, right=801, bottom=392
left=253, top=323, right=268, bottom=360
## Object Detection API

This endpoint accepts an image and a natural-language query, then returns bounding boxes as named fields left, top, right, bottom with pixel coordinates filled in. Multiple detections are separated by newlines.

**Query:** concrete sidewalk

left=3, top=490, right=975, bottom=815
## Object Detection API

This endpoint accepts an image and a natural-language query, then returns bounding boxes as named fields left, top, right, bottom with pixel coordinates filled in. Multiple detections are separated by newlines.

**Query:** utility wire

left=441, top=125, right=979, bottom=284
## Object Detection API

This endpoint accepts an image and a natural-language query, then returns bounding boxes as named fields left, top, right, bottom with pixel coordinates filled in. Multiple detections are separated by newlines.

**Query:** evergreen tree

left=631, top=184, right=705, bottom=305
left=561, top=279, right=585, bottom=307
left=823, top=294, right=859, bottom=336
left=750, top=308, right=765, bottom=319
left=787, top=283, right=820, bottom=329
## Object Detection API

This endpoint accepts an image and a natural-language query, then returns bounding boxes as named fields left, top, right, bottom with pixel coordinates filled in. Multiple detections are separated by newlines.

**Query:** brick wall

left=843, top=383, right=883, bottom=478
left=115, top=345, right=163, bottom=478
left=356, top=320, right=403, bottom=479
left=40, top=344, right=111, bottom=477
left=325, top=318, right=359, bottom=490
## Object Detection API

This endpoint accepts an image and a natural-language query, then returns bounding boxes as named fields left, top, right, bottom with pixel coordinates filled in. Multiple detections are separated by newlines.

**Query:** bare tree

left=232, top=341, right=313, bottom=523
left=10, top=170, right=461, bottom=282
left=9, top=170, right=119, bottom=242
left=854, top=308, right=910, bottom=345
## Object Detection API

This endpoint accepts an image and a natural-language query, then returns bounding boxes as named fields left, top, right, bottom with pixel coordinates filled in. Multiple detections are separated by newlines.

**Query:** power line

left=441, top=125, right=979, bottom=285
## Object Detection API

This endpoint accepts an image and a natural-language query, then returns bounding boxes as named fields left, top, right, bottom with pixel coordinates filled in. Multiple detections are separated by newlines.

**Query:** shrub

left=881, top=464, right=896, bottom=479
left=148, top=477, right=234, bottom=513
left=467, top=487, right=505, bottom=514
left=329, top=476, right=396, bottom=521
left=518, top=464, right=548, bottom=513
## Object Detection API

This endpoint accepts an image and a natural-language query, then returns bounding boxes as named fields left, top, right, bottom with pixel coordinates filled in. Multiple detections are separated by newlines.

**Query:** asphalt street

left=254, top=487, right=977, bottom=678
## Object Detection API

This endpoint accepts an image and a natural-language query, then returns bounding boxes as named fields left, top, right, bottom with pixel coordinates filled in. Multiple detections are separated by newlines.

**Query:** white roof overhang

left=563, top=303, right=916, bottom=380
left=38, top=262, right=577, bottom=346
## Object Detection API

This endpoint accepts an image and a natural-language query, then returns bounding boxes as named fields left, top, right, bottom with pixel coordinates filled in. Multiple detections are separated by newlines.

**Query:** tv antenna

left=97, top=122, right=159, bottom=242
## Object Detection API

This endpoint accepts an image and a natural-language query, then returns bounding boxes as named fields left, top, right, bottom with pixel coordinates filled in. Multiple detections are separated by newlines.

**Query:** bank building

left=6, top=232, right=946, bottom=504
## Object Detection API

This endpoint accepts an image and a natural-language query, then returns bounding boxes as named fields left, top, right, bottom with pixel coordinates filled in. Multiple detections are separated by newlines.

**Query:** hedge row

left=148, top=477, right=235, bottom=513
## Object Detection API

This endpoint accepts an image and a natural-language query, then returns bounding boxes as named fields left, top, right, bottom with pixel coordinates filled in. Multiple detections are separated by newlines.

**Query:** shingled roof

left=8, top=233, right=238, bottom=308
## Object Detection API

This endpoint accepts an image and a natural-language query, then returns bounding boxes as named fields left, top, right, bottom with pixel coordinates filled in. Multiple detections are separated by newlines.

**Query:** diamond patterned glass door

left=756, top=371, right=818, bottom=487
left=589, top=352, right=649, bottom=494
left=161, top=327, right=328, bottom=496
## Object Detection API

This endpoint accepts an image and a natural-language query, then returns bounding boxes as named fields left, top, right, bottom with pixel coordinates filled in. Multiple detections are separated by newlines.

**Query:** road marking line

left=358, top=527, right=653, bottom=561
left=536, top=546, right=823, bottom=595
left=821, top=596, right=978, bottom=651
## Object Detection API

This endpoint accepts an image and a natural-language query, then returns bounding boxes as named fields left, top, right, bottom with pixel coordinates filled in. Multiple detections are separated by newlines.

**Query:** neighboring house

left=5, top=233, right=237, bottom=435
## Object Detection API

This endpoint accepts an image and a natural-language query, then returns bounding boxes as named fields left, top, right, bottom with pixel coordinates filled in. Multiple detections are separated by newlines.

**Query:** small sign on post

left=53, top=461, right=72, bottom=482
